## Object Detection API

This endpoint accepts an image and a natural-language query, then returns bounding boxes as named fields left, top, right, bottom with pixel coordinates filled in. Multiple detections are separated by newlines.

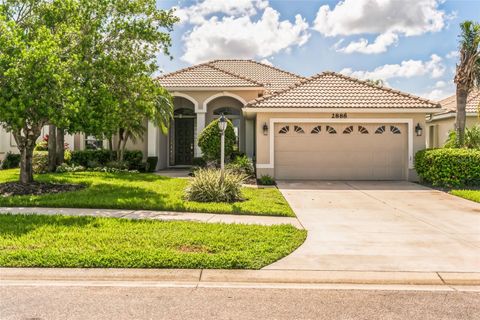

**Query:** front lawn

left=450, top=189, right=480, bottom=203
left=0, top=214, right=306, bottom=269
left=0, top=169, right=294, bottom=217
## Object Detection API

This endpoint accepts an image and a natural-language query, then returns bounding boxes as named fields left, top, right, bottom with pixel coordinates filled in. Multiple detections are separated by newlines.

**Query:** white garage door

left=274, top=123, right=407, bottom=180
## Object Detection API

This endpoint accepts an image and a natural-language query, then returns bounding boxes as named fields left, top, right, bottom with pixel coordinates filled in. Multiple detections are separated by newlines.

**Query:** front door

left=174, top=118, right=194, bottom=165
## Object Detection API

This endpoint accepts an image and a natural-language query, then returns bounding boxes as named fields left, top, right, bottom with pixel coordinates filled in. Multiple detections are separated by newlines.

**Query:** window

left=213, top=107, right=240, bottom=116
left=375, top=126, right=385, bottom=134
left=326, top=126, right=337, bottom=134
left=358, top=126, right=369, bottom=134
left=279, top=126, right=290, bottom=134
left=343, top=126, right=354, bottom=134
left=174, top=108, right=195, bottom=117
left=294, top=125, right=304, bottom=133
left=311, top=126, right=321, bottom=134
left=390, top=126, right=401, bottom=134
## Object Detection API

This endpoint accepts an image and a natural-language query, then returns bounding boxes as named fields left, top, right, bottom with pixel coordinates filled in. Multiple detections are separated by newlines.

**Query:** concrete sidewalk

left=0, top=207, right=302, bottom=228
left=1, top=268, right=479, bottom=288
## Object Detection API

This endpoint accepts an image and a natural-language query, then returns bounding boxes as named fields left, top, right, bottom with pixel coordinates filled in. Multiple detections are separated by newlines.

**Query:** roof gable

left=247, top=72, right=440, bottom=109
left=157, top=63, right=263, bottom=88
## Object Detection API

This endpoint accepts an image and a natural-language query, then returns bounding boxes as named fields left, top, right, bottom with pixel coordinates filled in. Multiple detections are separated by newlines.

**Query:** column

left=147, top=120, right=158, bottom=157
left=195, top=112, right=206, bottom=157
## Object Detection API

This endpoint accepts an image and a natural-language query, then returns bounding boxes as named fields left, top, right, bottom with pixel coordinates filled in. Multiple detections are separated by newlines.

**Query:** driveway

left=266, top=181, right=480, bottom=272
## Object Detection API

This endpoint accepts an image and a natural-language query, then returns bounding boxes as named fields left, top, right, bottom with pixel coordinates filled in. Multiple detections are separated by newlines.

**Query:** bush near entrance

left=415, top=148, right=480, bottom=187
left=198, top=118, right=236, bottom=162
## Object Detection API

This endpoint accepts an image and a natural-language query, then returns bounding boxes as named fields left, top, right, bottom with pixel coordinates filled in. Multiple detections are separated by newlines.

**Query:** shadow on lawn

left=0, top=214, right=95, bottom=237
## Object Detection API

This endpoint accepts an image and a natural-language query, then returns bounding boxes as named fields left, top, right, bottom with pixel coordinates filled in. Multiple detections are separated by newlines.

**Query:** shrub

left=56, top=163, right=86, bottom=173
left=192, top=157, right=207, bottom=167
left=1, top=152, right=21, bottom=169
left=444, top=125, right=480, bottom=149
left=123, top=150, right=144, bottom=170
left=226, top=155, right=254, bottom=177
left=106, top=160, right=129, bottom=170
left=258, top=175, right=275, bottom=186
left=71, top=150, right=114, bottom=167
left=198, top=118, right=236, bottom=162
left=415, top=148, right=480, bottom=187
left=146, top=156, right=158, bottom=172
left=185, top=168, right=246, bottom=203
left=32, top=151, right=49, bottom=174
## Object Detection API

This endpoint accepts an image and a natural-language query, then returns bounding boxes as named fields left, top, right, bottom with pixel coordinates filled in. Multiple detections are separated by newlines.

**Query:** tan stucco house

left=152, top=60, right=441, bottom=181
left=426, top=89, right=479, bottom=148
left=1, top=60, right=443, bottom=181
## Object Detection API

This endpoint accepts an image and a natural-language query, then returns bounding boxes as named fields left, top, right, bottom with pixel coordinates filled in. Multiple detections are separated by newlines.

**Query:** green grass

left=450, top=189, right=480, bottom=203
left=0, top=169, right=294, bottom=217
left=0, top=214, right=306, bottom=269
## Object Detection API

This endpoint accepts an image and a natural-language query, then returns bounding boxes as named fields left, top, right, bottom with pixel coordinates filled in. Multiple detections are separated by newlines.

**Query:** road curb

left=2, top=268, right=480, bottom=286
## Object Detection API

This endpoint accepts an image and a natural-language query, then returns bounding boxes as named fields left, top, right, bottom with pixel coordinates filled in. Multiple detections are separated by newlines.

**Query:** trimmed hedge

left=70, top=150, right=144, bottom=170
left=1, top=152, right=21, bottom=169
left=415, top=148, right=480, bottom=187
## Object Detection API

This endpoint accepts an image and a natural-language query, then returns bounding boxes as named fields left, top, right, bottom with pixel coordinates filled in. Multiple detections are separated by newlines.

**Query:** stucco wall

left=428, top=115, right=479, bottom=147
left=254, top=112, right=428, bottom=181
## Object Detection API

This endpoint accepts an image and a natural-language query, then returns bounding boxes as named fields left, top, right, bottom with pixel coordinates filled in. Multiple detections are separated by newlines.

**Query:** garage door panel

left=274, top=123, right=407, bottom=180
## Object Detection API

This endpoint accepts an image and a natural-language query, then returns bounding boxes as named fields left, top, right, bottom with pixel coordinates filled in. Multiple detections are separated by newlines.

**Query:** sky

left=156, top=0, right=480, bottom=101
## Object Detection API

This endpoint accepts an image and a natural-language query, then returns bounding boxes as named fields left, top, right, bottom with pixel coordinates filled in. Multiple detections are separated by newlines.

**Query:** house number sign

left=331, top=113, right=348, bottom=118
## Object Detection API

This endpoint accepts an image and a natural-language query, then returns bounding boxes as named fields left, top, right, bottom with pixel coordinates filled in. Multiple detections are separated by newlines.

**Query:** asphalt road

left=1, top=285, right=479, bottom=320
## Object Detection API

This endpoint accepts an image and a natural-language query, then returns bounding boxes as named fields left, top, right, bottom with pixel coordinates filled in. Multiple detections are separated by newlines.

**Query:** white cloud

left=435, top=80, right=446, bottom=88
left=336, top=32, right=398, bottom=54
left=446, top=50, right=459, bottom=59
left=175, top=0, right=268, bottom=25
left=422, top=87, right=454, bottom=101
left=180, top=7, right=310, bottom=64
left=313, top=0, right=448, bottom=54
left=340, top=54, right=446, bottom=81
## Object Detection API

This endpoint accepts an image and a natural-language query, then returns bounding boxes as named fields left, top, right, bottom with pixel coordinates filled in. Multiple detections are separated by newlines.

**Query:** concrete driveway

left=266, top=181, right=480, bottom=272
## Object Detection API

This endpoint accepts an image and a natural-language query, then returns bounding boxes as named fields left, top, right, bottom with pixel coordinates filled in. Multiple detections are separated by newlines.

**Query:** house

left=1, top=59, right=443, bottom=181
left=426, top=89, right=480, bottom=148
left=151, top=60, right=441, bottom=181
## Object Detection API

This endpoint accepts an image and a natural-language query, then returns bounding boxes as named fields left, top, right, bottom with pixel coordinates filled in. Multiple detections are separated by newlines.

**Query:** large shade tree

left=454, top=21, right=480, bottom=146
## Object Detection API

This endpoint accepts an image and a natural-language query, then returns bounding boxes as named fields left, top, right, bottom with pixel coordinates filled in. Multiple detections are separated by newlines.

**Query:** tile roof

left=209, top=60, right=305, bottom=92
left=157, top=63, right=263, bottom=88
left=246, top=72, right=440, bottom=109
left=438, top=88, right=480, bottom=114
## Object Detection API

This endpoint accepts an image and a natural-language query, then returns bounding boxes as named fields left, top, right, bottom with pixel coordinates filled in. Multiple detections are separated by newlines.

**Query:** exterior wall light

left=415, top=123, right=423, bottom=137
left=263, top=123, right=269, bottom=135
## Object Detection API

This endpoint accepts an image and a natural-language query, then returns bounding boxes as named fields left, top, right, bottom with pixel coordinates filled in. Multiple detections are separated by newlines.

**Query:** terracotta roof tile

left=439, top=89, right=480, bottom=114
left=247, top=72, right=440, bottom=109
left=157, top=63, right=263, bottom=88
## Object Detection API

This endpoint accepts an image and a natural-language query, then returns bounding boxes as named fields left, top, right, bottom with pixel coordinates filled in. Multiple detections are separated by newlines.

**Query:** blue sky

left=157, top=0, right=480, bottom=101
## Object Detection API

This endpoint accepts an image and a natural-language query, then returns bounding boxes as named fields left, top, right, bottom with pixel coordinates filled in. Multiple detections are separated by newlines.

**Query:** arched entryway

left=170, top=97, right=195, bottom=166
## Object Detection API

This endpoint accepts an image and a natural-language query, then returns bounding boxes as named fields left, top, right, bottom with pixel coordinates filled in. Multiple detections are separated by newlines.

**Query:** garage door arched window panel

left=375, top=125, right=385, bottom=134
left=294, top=125, right=305, bottom=134
left=278, top=125, right=290, bottom=134
left=343, top=126, right=354, bottom=134
left=311, top=125, right=321, bottom=134
left=326, top=125, right=337, bottom=134
left=390, top=125, right=401, bottom=134
left=358, top=126, right=369, bottom=134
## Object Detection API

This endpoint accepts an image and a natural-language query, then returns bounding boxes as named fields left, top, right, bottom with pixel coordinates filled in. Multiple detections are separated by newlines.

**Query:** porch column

left=147, top=120, right=159, bottom=157
left=195, top=112, right=206, bottom=157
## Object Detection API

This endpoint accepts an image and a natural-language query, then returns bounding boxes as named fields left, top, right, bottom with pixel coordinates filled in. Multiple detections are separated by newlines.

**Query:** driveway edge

left=2, top=268, right=479, bottom=286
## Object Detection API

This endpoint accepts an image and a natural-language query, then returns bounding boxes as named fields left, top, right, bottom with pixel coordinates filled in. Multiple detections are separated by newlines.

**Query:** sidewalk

left=0, top=207, right=303, bottom=228
left=1, top=268, right=479, bottom=289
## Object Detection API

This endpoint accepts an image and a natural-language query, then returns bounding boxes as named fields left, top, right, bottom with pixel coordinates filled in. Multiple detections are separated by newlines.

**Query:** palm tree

left=454, top=21, right=480, bottom=146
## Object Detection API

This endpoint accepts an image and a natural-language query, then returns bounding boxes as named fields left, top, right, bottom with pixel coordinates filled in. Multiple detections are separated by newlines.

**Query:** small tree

left=198, top=119, right=236, bottom=162
left=454, top=21, right=480, bottom=146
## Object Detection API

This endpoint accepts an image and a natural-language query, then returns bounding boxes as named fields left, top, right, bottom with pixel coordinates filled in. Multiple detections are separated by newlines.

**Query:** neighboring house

left=426, top=89, right=480, bottom=148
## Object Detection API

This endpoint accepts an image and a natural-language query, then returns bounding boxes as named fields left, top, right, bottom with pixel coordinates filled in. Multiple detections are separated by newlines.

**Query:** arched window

left=213, top=107, right=240, bottom=116
left=358, top=126, right=369, bottom=134
left=279, top=126, right=290, bottom=134
left=390, top=126, right=401, bottom=134
left=174, top=108, right=195, bottom=117
left=326, top=126, right=337, bottom=134
left=311, top=126, right=321, bottom=134
left=294, top=125, right=305, bottom=133
left=375, top=126, right=385, bottom=134
left=343, top=126, right=354, bottom=134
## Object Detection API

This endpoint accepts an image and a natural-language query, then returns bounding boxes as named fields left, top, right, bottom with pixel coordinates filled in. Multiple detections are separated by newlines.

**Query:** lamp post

left=218, top=114, right=227, bottom=184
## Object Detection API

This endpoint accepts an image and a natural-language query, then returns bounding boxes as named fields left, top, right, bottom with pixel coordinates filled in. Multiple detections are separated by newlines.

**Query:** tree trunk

left=119, top=132, right=130, bottom=162
left=116, top=129, right=124, bottom=161
left=56, top=128, right=65, bottom=165
left=19, top=145, right=35, bottom=184
left=48, top=125, right=57, bottom=172
left=455, top=85, right=468, bottom=147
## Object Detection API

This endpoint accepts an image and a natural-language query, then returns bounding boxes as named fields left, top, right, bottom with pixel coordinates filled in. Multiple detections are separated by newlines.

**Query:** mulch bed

left=0, top=181, right=85, bottom=197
